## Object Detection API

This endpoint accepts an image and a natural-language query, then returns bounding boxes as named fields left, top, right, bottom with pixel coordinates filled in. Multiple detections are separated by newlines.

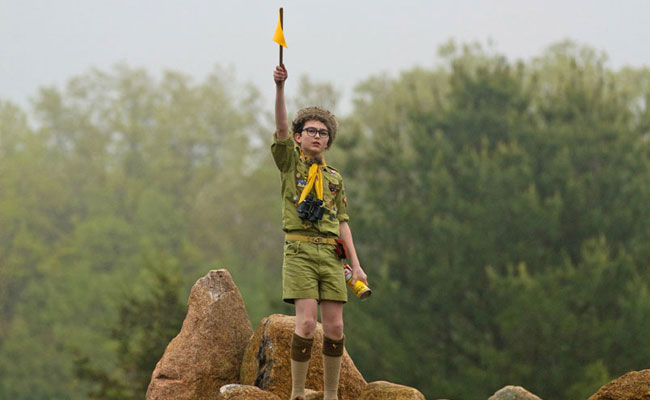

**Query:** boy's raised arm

left=274, top=64, right=289, bottom=139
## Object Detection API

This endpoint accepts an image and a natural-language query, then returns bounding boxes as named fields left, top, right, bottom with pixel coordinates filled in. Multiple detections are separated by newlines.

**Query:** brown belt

left=285, top=234, right=337, bottom=245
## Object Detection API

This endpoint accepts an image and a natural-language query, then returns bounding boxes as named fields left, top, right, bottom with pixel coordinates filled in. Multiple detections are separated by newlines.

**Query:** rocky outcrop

left=358, top=380, right=426, bottom=399
left=217, top=384, right=281, bottom=399
left=488, top=385, right=542, bottom=400
left=304, top=388, right=324, bottom=400
left=146, top=270, right=254, bottom=400
left=240, top=314, right=367, bottom=400
left=145, top=269, right=429, bottom=399
left=587, top=369, right=650, bottom=400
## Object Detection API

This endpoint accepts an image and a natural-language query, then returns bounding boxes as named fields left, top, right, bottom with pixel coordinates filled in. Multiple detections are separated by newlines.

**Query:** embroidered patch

left=297, top=179, right=307, bottom=187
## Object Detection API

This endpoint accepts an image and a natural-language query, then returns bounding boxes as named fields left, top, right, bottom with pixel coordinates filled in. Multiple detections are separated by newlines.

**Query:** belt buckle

left=312, top=237, right=321, bottom=244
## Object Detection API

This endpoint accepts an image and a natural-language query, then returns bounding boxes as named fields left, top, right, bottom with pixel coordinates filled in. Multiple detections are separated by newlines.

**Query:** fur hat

left=292, top=106, right=339, bottom=148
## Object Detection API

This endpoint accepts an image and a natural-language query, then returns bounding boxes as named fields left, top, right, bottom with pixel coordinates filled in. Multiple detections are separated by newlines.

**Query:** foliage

left=74, top=263, right=187, bottom=400
left=0, top=65, right=284, bottom=399
left=343, top=40, right=650, bottom=399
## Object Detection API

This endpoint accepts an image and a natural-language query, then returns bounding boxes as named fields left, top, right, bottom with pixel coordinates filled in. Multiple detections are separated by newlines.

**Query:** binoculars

left=297, top=194, right=324, bottom=222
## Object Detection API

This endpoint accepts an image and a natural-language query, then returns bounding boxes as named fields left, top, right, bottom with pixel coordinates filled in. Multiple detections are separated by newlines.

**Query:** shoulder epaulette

left=326, top=165, right=342, bottom=177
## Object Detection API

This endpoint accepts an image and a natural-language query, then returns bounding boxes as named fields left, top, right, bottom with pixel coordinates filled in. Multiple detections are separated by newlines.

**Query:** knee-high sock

left=322, top=355, right=343, bottom=400
left=322, top=336, right=344, bottom=400
left=291, top=359, right=310, bottom=400
left=291, top=333, right=313, bottom=400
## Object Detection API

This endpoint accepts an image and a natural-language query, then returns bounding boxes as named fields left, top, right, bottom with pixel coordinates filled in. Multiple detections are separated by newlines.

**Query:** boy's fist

left=274, top=64, right=288, bottom=85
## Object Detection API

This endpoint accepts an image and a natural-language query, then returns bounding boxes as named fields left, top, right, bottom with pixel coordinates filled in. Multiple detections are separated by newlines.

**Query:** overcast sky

left=2, top=0, right=649, bottom=113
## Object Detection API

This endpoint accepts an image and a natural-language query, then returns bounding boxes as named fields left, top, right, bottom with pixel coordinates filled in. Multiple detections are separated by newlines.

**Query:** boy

left=272, top=64, right=368, bottom=400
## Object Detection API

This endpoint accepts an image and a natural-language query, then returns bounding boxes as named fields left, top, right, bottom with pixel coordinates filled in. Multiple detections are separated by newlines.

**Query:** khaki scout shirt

left=271, top=132, right=349, bottom=236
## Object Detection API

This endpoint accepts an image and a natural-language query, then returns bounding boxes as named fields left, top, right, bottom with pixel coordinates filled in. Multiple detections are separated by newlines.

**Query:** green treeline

left=1, top=41, right=649, bottom=400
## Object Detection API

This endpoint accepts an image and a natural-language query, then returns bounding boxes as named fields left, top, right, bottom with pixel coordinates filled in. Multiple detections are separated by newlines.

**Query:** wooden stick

left=279, top=8, right=283, bottom=65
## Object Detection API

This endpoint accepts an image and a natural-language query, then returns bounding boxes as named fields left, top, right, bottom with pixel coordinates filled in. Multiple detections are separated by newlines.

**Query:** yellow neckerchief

left=298, top=148, right=327, bottom=203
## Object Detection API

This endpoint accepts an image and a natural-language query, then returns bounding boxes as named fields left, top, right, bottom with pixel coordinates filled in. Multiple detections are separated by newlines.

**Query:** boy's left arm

left=339, top=221, right=368, bottom=285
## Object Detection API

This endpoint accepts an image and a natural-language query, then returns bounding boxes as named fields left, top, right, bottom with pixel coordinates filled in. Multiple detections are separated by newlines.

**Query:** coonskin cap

left=292, top=106, right=339, bottom=148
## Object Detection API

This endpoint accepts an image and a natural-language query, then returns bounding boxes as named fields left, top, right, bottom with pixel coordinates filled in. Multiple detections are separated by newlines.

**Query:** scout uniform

left=271, top=132, right=349, bottom=304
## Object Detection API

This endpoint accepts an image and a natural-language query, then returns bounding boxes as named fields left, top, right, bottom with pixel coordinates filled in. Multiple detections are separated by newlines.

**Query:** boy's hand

left=274, top=64, right=288, bottom=85
left=351, top=265, right=368, bottom=286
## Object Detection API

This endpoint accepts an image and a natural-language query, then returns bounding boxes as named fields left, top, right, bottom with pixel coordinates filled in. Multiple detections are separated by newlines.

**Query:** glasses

left=302, top=127, right=330, bottom=138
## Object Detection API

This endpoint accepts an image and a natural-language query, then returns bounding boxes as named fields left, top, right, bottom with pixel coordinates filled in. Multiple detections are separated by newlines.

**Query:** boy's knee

left=297, top=318, right=317, bottom=337
left=323, top=321, right=344, bottom=340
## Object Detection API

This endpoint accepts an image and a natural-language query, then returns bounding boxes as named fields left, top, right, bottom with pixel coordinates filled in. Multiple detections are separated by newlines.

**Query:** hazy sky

left=2, top=0, right=649, bottom=112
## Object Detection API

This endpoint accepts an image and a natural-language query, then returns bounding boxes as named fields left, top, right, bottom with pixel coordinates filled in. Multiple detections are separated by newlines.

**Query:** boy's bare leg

left=321, top=301, right=345, bottom=400
left=295, top=299, right=318, bottom=338
left=291, top=299, right=318, bottom=400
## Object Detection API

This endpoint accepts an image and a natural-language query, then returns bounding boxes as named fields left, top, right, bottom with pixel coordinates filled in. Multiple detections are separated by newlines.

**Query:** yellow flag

left=272, top=9, right=287, bottom=48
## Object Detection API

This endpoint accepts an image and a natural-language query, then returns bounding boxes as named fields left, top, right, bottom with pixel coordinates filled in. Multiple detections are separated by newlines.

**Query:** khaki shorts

left=282, top=239, right=348, bottom=304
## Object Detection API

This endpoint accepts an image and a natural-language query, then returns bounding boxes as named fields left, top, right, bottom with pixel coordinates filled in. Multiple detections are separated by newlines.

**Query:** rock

left=587, top=369, right=650, bottom=400
left=488, top=385, right=542, bottom=400
left=240, top=314, right=366, bottom=400
left=146, top=270, right=254, bottom=400
left=304, top=388, right=324, bottom=400
left=217, top=384, right=281, bottom=399
left=359, top=380, right=426, bottom=399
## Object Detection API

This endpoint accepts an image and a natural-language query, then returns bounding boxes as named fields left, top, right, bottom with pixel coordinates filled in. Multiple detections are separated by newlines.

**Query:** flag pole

left=279, top=8, right=284, bottom=65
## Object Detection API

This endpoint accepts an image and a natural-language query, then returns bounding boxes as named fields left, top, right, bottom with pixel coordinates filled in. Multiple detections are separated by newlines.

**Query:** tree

left=74, top=263, right=187, bottom=400
left=342, top=41, right=650, bottom=399
left=0, top=64, right=283, bottom=399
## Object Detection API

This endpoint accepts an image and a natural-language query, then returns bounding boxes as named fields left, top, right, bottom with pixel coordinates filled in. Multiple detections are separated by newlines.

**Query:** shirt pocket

left=323, top=173, right=341, bottom=211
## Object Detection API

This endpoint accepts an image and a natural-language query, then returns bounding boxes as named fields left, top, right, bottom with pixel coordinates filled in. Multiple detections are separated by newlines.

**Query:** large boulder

left=587, top=369, right=650, bottom=400
left=488, top=385, right=542, bottom=400
left=358, top=381, right=425, bottom=399
left=304, top=388, right=324, bottom=400
left=240, top=314, right=367, bottom=400
left=217, top=384, right=281, bottom=399
left=146, top=270, right=254, bottom=400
